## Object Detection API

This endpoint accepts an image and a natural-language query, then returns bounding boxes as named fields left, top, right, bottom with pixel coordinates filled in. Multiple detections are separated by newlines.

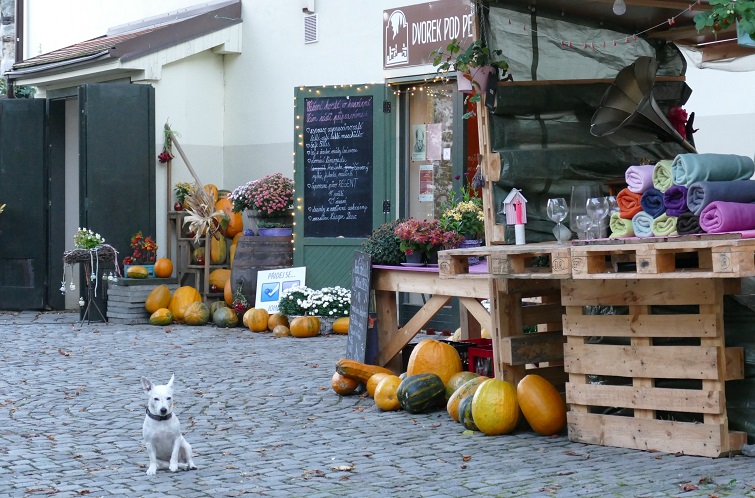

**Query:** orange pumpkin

left=406, top=339, right=462, bottom=386
left=267, top=312, right=289, bottom=331
left=215, top=196, right=243, bottom=238
left=289, top=316, right=320, bottom=338
left=245, top=308, right=269, bottom=332
left=224, top=278, right=233, bottom=306
left=374, top=375, right=402, bottom=411
left=366, top=372, right=392, bottom=398
left=331, top=372, right=359, bottom=396
left=209, top=269, right=231, bottom=290
left=168, top=286, right=202, bottom=323
left=332, top=317, right=349, bottom=335
left=516, top=374, right=567, bottom=436
left=153, top=258, right=173, bottom=278
left=145, top=284, right=172, bottom=314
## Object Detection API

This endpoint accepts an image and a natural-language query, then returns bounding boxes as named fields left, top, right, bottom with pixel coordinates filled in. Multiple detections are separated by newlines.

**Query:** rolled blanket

left=652, top=160, right=673, bottom=192
left=609, top=211, right=635, bottom=238
left=631, top=211, right=654, bottom=238
left=640, top=188, right=665, bottom=218
left=700, top=201, right=755, bottom=233
left=625, top=165, right=655, bottom=194
left=617, top=188, right=643, bottom=219
left=686, top=180, right=755, bottom=216
left=676, top=212, right=703, bottom=235
left=671, top=153, right=755, bottom=188
left=663, top=185, right=689, bottom=217
left=651, top=214, right=678, bottom=237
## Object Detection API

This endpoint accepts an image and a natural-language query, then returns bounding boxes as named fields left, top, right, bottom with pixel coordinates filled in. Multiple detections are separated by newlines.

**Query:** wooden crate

left=562, top=278, right=746, bottom=457
left=571, top=238, right=755, bottom=279
left=440, top=242, right=571, bottom=280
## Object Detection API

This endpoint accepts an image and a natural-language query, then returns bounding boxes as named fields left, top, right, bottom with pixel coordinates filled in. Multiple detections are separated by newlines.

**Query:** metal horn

left=590, top=56, right=696, bottom=153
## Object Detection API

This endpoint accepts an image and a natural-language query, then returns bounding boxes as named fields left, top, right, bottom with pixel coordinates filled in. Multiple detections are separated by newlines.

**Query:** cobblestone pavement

left=1, top=311, right=754, bottom=498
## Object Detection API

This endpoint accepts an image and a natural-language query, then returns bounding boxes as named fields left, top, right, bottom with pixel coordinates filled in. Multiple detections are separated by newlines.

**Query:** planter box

left=124, top=264, right=155, bottom=277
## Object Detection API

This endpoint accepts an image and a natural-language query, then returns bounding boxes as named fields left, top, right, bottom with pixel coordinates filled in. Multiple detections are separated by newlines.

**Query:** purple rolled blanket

left=699, top=201, right=755, bottom=233
left=676, top=212, right=703, bottom=235
left=625, top=165, right=655, bottom=194
left=640, top=188, right=665, bottom=218
left=687, top=180, right=755, bottom=216
left=663, top=185, right=689, bottom=217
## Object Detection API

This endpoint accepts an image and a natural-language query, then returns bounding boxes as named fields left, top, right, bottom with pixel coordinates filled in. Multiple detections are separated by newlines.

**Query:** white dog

left=140, top=375, right=197, bottom=475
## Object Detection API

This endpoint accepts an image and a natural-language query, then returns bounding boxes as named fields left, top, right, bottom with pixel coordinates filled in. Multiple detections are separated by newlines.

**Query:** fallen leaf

left=557, top=471, right=575, bottom=476
left=78, top=491, right=91, bottom=495
left=302, top=469, right=326, bottom=479
left=460, top=464, right=467, bottom=469
left=329, top=465, right=354, bottom=471
left=317, top=386, right=327, bottom=390
left=431, top=422, right=442, bottom=428
left=58, top=348, right=74, bottom=357
left=338, top=476, right=350, bottom=481
left=307, top=417, right=316, bottom=421
left=462, top=430, right=474, bottom=435
left=353, top=407, right=366, bottom=412
left=462, top=455, right=472, bottom=462
left=164, top=327, right=172, bottom=333
left=564, top=451, right=581, bottom=457
left=698, top=477, right=714, bottom=485
left=680, top=483, right=699, bottom=491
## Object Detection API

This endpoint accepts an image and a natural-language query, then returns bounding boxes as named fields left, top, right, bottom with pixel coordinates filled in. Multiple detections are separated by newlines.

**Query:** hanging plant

left=694, top=0, right=755, bottom=40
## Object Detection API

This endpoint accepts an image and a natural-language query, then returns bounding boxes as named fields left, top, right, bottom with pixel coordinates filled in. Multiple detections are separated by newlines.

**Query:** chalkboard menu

left=346, top=251, right=374, bottom=363
left=303, top=96, right=373, bottom=238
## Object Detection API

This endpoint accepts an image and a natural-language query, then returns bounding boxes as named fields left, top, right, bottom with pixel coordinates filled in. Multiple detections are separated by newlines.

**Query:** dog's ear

left=167, top=374, right=175, bottom=389
left=141, top=377, right=153, bottom=393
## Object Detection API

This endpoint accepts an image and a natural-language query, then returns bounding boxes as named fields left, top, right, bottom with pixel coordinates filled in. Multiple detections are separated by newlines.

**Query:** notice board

left=346, top=251, right=375, bottom=363
left=302, top=95, right=373, bottom=238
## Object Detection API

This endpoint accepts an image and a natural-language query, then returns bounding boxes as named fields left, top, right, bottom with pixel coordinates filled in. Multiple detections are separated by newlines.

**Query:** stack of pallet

left=107, top=277, right=178, bottom=324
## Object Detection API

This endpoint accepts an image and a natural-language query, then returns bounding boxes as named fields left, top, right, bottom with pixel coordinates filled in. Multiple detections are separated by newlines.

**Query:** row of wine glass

left=547, top=193, right=619, bottom=243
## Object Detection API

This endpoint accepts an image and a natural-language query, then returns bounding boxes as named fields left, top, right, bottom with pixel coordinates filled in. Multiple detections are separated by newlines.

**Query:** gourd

left=445, top=371, right=479, bottom=400
left=472, top=379, right=521, bottom=436
left=149, top=308, right=173, bottom=326
left=215, top=196, right=243, bottom=238
left=168, top=286, right=202, bottom=323
left=127, top=265, right=149, bottom=279
left=210, top=300, right=228, bottom=316
left=447, top=375, right=488, bottom=422
left=267, top=312, right=289, bottom=331
left=374, top=375, right=402, bottom=411
left=145, top=284, right=171, bottom=314
left=335, top=359, right=394, bottom=384
left=229, top=243, right=237, bottom=267
left=213, top=306, right=238, bottom=328
left=245, top=308, right=269, bottom=332
left=406, top=339, right=462, bottom=386
left=272, top=325, right=290, bottom=337
left=192, top=247, right=205, bottom=264
left=516, top=374, right=567, bottom=436
left=396, top=373, right=445, bottom=414
left=209, top=269, right=231, bottom=291
left=224, top=279, right=233, bottom=305
left=366, top=372, right=392, bottom=397
left=332, top=317, right=350, bottom=334
left=289, top=316, right=320, bottom=338
left=184, top=302, right=210, bottom=326
left=458, top=395, right=478, bottom=431
left=210, top=236, right=227, bottom=264
left=153, top=258, right=173, bottom=278
left=331, top=372, right=359, bottom=396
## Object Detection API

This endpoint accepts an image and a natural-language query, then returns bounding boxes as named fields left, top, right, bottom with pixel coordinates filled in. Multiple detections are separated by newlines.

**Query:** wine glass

left=606, top=196, right=619, bottom=216
left=546, top=198, right=570, bottom=244
left=575, top=214, right=593, bottom=240
left=586, top=197, right=609, bottom=239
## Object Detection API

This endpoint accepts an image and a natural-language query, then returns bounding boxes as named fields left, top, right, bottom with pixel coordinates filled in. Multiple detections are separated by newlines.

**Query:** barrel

left=230, top=236, right=293, bottom=306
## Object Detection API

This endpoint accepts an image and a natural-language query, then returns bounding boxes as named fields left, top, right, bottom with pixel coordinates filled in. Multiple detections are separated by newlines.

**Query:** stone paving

left=1, top=310, right=754, bottom=498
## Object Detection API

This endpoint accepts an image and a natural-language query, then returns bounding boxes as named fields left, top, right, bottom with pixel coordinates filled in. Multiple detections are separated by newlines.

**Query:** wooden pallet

left=571, top=238, right=755, bottom=279
left=562, top=278, right=746, bottom=457
left=439, top=242, right=571, bottom=279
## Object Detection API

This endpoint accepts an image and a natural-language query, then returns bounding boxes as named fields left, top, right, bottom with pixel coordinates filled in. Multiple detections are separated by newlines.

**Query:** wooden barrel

left=230, top=236, right=293, bottom=306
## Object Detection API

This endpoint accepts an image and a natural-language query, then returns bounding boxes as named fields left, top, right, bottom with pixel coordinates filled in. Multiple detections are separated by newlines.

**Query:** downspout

left=7, top=0, right=25, bottom=98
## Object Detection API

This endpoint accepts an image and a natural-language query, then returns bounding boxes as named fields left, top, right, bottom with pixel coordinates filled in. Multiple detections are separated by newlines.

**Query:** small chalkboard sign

left=346, top=251, right=373, bottom=362
left=302, top=95, right=374, bottom=238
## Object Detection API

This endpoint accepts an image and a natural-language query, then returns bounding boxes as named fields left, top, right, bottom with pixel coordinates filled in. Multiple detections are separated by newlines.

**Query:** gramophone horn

left=591, top=56, right=696, bottom=153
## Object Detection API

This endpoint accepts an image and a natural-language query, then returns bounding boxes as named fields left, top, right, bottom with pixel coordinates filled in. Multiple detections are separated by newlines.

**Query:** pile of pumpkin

left=144, top=278, right=349, bottom=337
left=332, top=339, right=566, bottom=437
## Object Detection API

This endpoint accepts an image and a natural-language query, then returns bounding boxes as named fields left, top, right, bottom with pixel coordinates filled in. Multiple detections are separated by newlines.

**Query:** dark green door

left=0, top=99, right=47, bottom=309
left=79, top=84, right=156, bottom=316
left=293, top=85, right=395, bottom=289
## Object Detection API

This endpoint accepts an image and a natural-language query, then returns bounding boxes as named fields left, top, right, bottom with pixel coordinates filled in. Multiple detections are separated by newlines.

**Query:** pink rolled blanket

left=699, top=201, right=755, bottom=233
left=625, top=165, right=655, bottom=194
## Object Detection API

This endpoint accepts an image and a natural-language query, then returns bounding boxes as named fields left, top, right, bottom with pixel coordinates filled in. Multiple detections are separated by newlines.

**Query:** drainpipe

left=8, top=0, right=26, bottom=98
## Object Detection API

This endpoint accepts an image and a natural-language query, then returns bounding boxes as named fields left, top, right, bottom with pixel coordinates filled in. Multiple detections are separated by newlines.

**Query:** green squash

left=459, top=395, right=479, bottom=431
left=210, top=300, right=228, bottom=316
left=396, top=373, right=445, bottom=414
left=445, top=371, right=480, bottom=400
left=213, top=306, right=238, bottom=328
left=149, top=308, right=173, bottom=326
left=184, top=302, right=210, bottom=326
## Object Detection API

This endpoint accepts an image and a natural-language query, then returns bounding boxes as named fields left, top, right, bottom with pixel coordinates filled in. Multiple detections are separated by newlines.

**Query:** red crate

left=467, top=344, right=494, bottom=377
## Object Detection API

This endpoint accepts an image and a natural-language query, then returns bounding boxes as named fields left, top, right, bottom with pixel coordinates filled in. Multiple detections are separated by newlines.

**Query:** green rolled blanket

left=651, top=213, right=678, bottom=236
left=652, top=160, right=673, bottom=192
left=609, top=212, right=635, bottom=238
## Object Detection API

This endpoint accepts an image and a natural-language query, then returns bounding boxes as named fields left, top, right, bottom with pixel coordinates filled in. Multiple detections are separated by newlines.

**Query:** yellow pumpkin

left=472, top=379, right=521, bottom=436
left=290, top=316, right=320, bottom=338
left=267, top=312, right=289, bottom=331
left=229, top=243, right=237, bottom=267
left=145, top=284, right=172, bottom=314
left=126, top=265, right=149, bottom=279
left=231, top=232, right=242, bottom=247
left=332, top=317, right=350, bottom=335
left=168, top=286, right=202, bottom=323
left=209, top=236, right=227, bottom=264
left=215, top=196, right=243, bottom=238
left=153, top=258, right=173, bottom=278
left=209, top=269, right=231, bottom=290
left=272, top=324, right=290, bottom=337
left=447, top=376, right=487, bottom=422
left=374, top=375, right=402, bottom=411
left=366, top=372, right=392, bottom=398
left=406, top=339, right=462, bottom=386
left=149, top=308, right=173, bottom=326
left=224, top=278, right=233, bottom=306
left=517, top=374, right=566, bottom=436
left=204, top=184, right=219, bottom=204
left=245, top=308, right=269, bottom=332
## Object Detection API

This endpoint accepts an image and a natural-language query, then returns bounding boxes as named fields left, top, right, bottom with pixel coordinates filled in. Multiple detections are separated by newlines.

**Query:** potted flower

left=73, top=227, right=105, bottom=249
left=439, top=185, right=485, bottom=242
left=122, top=231, right=158, bottom=276
left=257, top=220, right=293, bottom=237
left=278, top=285, right=350, bottom=334
left=173, top=181, right=194, bottom=211
left=431, top=38, right=509, bottom=118
left=228, top=172, right=294, bottom=234
left=360, top=219, right=406, bottom=266
left=394, top=218, right=464, bottom=265
left=694, top=0, right=755, bottom=42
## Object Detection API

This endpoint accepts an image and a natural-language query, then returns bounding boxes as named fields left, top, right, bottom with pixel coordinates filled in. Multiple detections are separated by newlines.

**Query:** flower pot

left=258, top=227, right=293, bottom=237
left=456, top=66, right=495, bottom=95
left=459, top=239, right=483, bottom=265
left=317, top=316, right=337, bottom=335
left=738, top=20, right=755, bottom=48
left=246, top=209, right=294, bottom=235
left=403, top=252, right=423, bottom=265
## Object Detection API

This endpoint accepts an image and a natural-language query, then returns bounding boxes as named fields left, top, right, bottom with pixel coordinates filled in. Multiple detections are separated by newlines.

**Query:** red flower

left=158, top=149, right=173, bottom=163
